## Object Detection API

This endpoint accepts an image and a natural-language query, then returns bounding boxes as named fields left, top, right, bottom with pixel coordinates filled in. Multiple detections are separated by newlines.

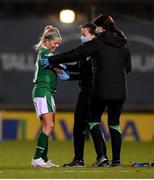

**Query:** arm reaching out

left=41, top=40, right=97, bottom=68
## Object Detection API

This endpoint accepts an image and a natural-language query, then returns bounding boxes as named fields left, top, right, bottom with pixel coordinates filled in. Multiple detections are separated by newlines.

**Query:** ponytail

left=113, top=27, right=128, bottom=44
left=35, top=25, right=61, bottom=51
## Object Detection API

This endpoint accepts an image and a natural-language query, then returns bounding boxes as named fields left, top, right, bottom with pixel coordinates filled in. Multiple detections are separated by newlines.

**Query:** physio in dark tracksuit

left=91, top=15, right=132, bottom=167
left=41, top=15, right=131, bottom=167
left=63, top=23, right=107, bottom=167
left=64, top=58, right=93, bottom=167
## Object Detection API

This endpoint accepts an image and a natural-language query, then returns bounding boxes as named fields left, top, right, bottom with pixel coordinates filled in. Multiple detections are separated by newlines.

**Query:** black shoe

left=151, top=162, right=154, bottom=167
left=63, top=159, right=84, bottom=167
left=110, top=160, right=121, bottom=167
left=92, top=156, right=109, bottom=167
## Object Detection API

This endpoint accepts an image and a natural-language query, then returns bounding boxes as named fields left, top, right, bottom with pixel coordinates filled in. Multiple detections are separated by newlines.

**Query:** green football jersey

left=33, top=46, right=57, bottom=95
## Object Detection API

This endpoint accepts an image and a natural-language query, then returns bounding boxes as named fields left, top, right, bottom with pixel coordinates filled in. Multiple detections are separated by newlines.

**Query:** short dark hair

left=79, top=23, right=96, bottom=35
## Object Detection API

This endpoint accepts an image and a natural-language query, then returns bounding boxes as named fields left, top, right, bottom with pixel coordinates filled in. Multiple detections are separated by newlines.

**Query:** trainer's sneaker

left=31, top=158, right=51, bottom=168
left=92, top=156, right=109, bottom=168
left=63, top=159, right=84, bottom=167
left=110, top=160, right=121, bottom=167
left=46, top=160, right=60, bottom=167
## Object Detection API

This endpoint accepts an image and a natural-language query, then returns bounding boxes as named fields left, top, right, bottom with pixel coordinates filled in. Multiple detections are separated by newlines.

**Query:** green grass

left=0, top=140, right=154, bottom=178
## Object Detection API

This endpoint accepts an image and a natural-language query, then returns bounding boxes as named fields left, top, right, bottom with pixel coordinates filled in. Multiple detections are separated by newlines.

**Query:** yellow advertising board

left=1, top=111, right=154, bottom=141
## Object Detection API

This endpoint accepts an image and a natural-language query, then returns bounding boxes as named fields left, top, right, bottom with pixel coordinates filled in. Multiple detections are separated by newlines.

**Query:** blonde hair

left=35, top=25, right=61, bottom=51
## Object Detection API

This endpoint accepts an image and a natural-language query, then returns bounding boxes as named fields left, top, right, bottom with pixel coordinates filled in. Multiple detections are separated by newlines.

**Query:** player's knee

left=44, top=124, right=54, bottom=135
left=49, top=123, right=55, bottom=131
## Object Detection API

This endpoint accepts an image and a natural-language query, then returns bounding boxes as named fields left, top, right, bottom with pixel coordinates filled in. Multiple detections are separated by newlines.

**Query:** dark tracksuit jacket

left=48, top=31, right=131, bottom=100
left=66, top=58, right=93, bottom=92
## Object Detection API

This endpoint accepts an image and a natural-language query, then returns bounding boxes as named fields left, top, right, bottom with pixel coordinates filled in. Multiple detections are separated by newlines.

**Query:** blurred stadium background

left=0, top=0, right=154, bottom=172
left=0, top=0, right=154, bottom=178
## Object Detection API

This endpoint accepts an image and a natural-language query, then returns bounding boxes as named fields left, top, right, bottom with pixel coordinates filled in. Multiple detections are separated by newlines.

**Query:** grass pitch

left=0, top=140, right=154, bottom=178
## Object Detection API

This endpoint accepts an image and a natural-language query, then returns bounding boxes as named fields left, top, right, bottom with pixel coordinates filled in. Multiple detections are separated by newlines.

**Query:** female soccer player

left=31, top=25, right=68, bottom=168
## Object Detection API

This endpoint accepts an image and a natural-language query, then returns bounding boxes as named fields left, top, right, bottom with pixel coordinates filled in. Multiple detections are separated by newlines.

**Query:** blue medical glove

left=40, top=58, right=50, bottom=68
left=57, top=70, right=70, bottom=80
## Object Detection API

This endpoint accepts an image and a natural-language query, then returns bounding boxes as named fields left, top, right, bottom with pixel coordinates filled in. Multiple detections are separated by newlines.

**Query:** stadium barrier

left=0, top=111, right=154, bottom=141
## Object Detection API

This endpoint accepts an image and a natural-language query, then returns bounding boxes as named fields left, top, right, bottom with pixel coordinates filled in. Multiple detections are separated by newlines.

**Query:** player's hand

left=57, top=70, right=70, bottom=80
left=40, top=58, right=50, bottom=68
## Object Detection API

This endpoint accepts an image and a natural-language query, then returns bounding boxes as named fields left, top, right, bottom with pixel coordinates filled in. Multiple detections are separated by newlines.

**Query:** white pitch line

left=0, top=170, right=137, bottom=174
left=0, top=169, right=154, bottom=174
left=60, top=170, right=130, bottom=173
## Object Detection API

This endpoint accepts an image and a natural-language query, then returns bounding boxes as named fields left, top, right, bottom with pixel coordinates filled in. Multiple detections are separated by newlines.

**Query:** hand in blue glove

left=57, top=70, right=70, bottom=80
left=40, top=58, right=50, bottom=68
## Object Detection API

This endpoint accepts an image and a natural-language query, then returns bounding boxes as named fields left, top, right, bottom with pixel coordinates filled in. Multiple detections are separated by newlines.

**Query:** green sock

left=42, top=143, right=48, bottom=162
left=34, top=131, right=48, bottom=159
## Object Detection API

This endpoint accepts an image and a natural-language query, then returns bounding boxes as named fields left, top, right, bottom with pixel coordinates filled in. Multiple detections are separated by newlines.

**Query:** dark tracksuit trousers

left=74, top=91, right=107, bottom=161
left=73, top=91, right=91, bottom=160
left=89, top=95, right=124, bottom=161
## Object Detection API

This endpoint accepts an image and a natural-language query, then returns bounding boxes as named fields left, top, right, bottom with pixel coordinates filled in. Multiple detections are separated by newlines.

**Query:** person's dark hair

left=94, top=15, right=115, bottom=31
left=93, top=14, right=127, bottom=42
left=80, top=23, right=96, bottom=35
